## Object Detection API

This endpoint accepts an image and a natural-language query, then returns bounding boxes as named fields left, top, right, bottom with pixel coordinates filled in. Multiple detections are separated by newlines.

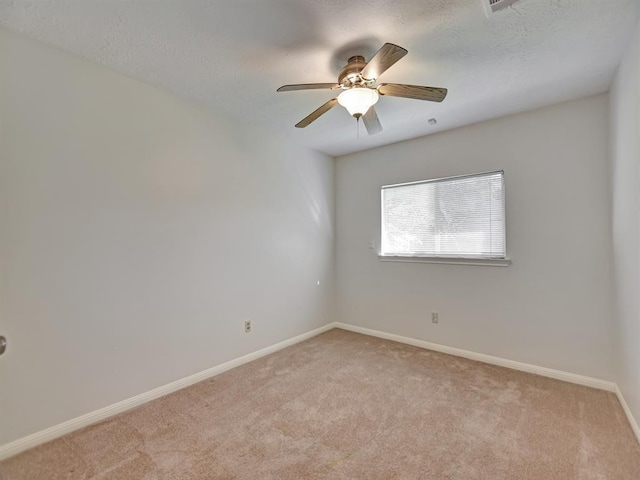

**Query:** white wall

left=610, top=21, right=640, bottom=431
left=0, top=29, right=334, bottom=445
left=336, top=94, right=614, bottom=380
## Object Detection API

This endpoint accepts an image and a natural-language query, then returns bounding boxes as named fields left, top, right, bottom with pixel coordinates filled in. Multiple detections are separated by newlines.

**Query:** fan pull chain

left=356, top=116, right=360, bottom=139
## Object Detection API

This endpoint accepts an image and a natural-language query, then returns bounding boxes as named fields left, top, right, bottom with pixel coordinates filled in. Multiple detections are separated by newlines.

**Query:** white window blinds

left=381, top=171, right=505, bottom=258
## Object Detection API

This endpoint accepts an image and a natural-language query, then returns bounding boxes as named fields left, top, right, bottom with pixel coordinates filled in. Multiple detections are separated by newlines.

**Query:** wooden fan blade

left=295, top=98, right=339, bottom=128
left=378, top=83, right=448, bottom=102
left=362, top=106, right=383, bottom=135
left=361, top=43, right=408, bottom=80
left=277, top=83, right=340, bottom=92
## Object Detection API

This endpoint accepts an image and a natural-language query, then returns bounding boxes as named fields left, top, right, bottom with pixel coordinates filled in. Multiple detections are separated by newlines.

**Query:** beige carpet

left=2, top=329, right=640, bottom=479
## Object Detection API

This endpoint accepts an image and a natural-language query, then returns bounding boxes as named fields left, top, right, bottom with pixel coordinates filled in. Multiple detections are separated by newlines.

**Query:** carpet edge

left=338, top=323, right=640, bottom=446
left=0, top=323, right=336, bottom=461
left=333, top=323, right=616, bottom=392
left=615, top=384, right=640, bottom=445
left=5, top=322, right=632, bottom=460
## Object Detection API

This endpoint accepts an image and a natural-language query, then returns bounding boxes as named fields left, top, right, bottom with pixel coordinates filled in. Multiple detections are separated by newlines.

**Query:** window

left=381, top=171, right=506, bottom=260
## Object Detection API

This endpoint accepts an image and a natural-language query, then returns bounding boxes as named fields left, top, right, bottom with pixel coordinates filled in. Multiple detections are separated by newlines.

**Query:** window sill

left=378, top=255, right=511, bottom=267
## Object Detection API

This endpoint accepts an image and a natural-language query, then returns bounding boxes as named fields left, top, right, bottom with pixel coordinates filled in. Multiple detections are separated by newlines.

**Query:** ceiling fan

left=277, top=43, right=448, bottom=135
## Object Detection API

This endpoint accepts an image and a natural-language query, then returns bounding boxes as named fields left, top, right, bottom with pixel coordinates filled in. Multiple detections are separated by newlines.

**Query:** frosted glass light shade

left=338, top=88, right=379, bottom=117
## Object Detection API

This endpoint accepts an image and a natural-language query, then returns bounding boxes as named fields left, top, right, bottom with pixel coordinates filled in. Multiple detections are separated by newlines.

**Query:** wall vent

left=483, top=0, right=521, bottom=16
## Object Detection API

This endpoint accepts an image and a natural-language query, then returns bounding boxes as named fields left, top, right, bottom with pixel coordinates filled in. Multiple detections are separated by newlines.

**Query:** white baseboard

left=336, top=323, right=639, bottom=446
left=0, top=323, right=335, bottom=461
left=614, top=384, right=640, bottom=445
left=1, top=322, right=631, bottom=461
left=333, top=323, right=616, bottom=392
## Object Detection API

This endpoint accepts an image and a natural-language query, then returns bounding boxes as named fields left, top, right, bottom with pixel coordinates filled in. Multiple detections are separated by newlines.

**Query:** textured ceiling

left=0, top=0, right=637, bottom=156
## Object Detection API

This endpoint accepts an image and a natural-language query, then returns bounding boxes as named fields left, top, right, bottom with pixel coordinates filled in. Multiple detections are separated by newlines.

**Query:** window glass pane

left=381, top=171, right=505, bottom=257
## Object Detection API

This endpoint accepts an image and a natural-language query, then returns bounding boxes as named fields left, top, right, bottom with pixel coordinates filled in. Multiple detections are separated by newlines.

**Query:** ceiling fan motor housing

left=339, top=56, right=371, bottom=87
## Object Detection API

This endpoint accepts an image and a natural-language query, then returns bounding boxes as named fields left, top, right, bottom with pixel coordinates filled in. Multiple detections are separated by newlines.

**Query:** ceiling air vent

left=483, top=0, right=520, bottom=16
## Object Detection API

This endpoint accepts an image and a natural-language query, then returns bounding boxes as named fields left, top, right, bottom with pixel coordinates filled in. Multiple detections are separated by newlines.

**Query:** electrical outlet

left=432, top=312, right=439, bottom=324
left=244, top=320, right=252, bottom=333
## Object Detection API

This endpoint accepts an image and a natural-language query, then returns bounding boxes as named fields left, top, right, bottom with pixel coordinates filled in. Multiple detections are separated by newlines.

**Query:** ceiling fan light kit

left=277, top=42, right=448, bottom=136
left=337, top=87, right=379, bottom=117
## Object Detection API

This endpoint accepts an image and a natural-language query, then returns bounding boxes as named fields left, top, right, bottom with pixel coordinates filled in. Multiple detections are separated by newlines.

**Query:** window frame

left=379, top=170, right=510, bottom=266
